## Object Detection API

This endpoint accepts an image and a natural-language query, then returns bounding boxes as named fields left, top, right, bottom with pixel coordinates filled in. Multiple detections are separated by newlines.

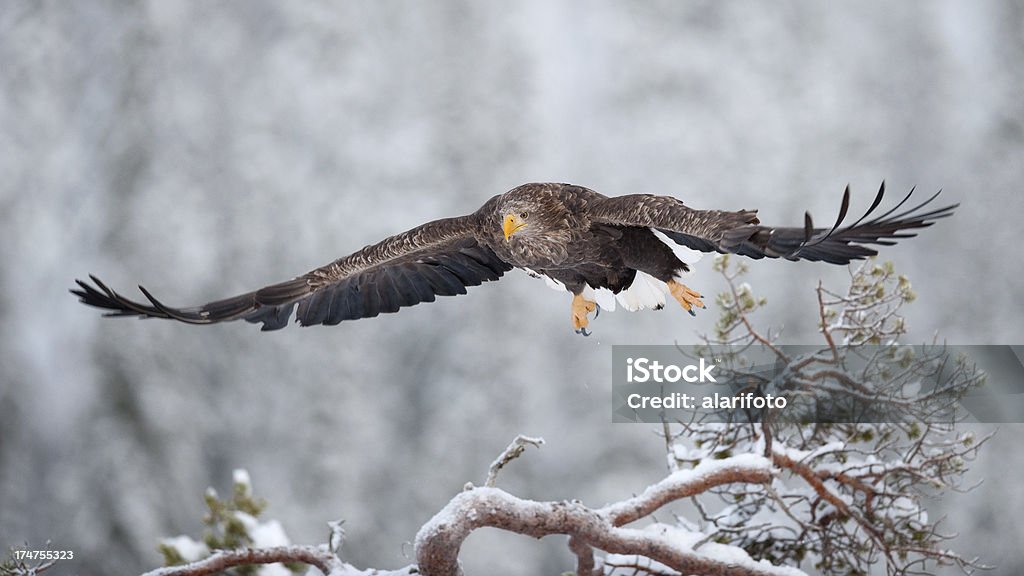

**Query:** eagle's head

left=501, top=205, right=530, bottom=241
left=497, top=184, right=570, bottom=240
left=494, top=183, right=573, bottom=266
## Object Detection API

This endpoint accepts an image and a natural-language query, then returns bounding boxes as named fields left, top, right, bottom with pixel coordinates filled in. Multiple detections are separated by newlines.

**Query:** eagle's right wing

left=588, top=183, right=957, bottom=264
left=72, top=215, right=512, bottom=331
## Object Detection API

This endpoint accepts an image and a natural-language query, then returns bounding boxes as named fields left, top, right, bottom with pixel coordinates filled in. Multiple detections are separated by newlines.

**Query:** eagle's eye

left=520, top=211, right=529, bottom=219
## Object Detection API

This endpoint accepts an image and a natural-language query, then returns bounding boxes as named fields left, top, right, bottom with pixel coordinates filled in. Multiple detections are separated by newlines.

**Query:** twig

left=485, top=434, right=545, bottom=487
left=568, top=535, right=597, bottom=576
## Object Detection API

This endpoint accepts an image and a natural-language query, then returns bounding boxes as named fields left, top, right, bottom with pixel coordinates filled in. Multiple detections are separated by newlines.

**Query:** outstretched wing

left=72, top=215, right=512, bottom=331
left=588, top=183, right=957, bottom=265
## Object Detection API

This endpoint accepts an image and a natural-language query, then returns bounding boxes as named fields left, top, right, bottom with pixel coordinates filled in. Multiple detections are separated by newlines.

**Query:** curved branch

left=600, top=455, right=773, bottom=525
left=415, top=456, right=791, bottom=576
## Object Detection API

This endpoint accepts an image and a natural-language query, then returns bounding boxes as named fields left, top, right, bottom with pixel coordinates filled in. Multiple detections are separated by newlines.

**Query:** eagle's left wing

left=588, top=184, right=957, bottom=265
left=72, top=213, right=512, bottom=331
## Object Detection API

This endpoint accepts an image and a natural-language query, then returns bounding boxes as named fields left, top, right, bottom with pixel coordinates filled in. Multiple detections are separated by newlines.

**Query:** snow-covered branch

left=484, top=434, right=545, bottom=487
left=142, top=546, right=342, bottom=576
left=599, top=454, right=773, bottom=525
left=415, top=454, right=797, bottom=576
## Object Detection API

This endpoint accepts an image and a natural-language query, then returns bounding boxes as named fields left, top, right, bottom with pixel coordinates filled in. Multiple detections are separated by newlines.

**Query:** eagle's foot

left=571, top=293, right=598, bottom=335
left=667, top=280, right=705, bottom=317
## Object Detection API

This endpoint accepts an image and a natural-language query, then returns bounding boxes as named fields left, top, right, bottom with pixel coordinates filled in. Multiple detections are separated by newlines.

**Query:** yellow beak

left=503, top=213, right=526, bottom=240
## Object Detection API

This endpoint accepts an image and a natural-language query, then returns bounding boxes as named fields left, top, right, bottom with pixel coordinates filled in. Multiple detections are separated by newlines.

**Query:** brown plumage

left=72, top=182, right=956, bottom=333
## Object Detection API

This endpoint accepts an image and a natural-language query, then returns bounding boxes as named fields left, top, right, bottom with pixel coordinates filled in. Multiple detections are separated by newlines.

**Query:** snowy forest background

left=2, top=2, right=1023, bottom=574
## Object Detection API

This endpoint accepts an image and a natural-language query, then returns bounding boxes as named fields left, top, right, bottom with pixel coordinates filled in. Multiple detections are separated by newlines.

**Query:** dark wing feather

left=72, top=214, right=511, bottom=331
left=588, top=183, right=956, bottom=265
left=587, top=193, right=761, bottom=252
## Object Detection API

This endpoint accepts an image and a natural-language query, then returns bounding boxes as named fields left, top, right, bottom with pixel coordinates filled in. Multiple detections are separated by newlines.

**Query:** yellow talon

left=571, top=293, right=597, bottom=331
left=667, top=280, right=705, bottom=316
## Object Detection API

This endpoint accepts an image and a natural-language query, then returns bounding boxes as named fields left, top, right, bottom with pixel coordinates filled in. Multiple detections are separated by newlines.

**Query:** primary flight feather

left=72, top=182, right=956, bottom=335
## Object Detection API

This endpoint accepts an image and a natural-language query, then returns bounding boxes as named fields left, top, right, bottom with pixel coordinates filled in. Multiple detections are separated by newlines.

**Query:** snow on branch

left=142, top=545, right=342, bottom=576
left=485, top=434, right=545, bottom=487
left=599, top=454, right=773, bottom=525
left=415, top=451, right=798, bottom=576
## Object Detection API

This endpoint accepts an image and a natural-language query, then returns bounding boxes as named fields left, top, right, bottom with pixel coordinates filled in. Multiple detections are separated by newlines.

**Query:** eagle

left=73, top=182, right=955, bottom=335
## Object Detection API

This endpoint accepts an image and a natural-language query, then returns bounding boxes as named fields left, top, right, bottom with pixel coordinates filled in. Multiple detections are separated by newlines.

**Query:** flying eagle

left=73, top=182, right=955, bottom=335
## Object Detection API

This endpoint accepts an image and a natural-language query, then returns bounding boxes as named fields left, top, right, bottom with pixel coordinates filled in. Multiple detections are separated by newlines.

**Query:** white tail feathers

left=582, top=284, right=618, bottom=312
left=613, top=271, right=666, bottom=312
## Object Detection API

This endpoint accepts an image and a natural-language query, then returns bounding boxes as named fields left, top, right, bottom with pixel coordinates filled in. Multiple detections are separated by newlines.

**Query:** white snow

left=606, top=523, right=806, bottom=576
left=252, top=519, right=291, bottom=548
left=160, top=535, right=209, bottom=562
left=233, top=468, right=252, bottom=490
left=602, top=454, right=773, bottom=519
left=255, top=564, right=293, bottom=576
left=234, top=512, right=292, bottom=548
left=667, top=452, right=774, bottom=485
